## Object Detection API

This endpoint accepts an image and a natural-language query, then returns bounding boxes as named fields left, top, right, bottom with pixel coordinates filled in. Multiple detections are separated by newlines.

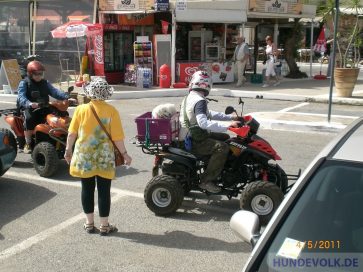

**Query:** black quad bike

left=138, top=98, right=298, bottom=225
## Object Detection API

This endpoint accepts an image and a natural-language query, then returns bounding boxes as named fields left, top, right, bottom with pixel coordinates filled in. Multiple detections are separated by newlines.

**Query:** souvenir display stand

left=124, top=64, right=137, bottom=85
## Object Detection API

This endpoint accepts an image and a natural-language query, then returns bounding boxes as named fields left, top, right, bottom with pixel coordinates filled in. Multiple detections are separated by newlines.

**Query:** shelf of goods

left=133, top=41, right=153, bottom=88
left=205, top=43, right=220, bottom=61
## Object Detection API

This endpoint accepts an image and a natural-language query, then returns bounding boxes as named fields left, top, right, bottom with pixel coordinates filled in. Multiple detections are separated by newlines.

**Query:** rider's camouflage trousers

left=192, top=132, right=230, bottom=183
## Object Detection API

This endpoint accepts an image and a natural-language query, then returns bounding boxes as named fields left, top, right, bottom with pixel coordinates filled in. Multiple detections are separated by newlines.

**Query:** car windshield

left=255, top=160, right=363, bottom=272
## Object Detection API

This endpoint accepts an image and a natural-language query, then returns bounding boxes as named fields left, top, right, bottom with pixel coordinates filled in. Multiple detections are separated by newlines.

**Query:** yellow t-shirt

left=68, top=100, right=124, bottom=179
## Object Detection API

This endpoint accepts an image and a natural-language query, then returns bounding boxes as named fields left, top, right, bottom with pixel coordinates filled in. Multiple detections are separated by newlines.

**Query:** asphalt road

left=0, top=96, right=346, bottom=272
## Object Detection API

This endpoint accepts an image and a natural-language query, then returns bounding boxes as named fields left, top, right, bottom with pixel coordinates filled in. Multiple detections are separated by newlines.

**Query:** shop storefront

left=94, top=0, right=247, bottom=86
left=0, top=0, right=95, bottom=83
left=93, top=0, right=170, bottom=84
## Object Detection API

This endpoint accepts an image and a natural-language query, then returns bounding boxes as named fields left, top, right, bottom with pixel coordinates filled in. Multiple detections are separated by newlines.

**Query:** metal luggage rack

left=134, top=141, right=169, bottom=155
left=284, top=169, right=302, bottom=194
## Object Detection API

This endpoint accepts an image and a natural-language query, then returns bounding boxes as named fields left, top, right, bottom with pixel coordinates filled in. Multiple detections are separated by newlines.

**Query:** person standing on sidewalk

left=64, top=79, right=132, bottom=236
left=262, top=35, right=280, bottom=88
left=233, top=36, right=250, bottom=87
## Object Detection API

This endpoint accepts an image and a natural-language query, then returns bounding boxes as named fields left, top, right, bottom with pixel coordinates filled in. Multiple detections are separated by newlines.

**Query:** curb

left=250, top=112, right=358, bottom=133
left=109, top=87, right=363, bottom=106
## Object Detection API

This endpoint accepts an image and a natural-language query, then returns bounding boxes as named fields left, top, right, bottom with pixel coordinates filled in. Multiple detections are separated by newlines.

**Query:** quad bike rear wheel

left=267, top=164, right=288, bottom=194
left=240, top=181, right=284, bottom=225
left=144, top=175, right=184, bottom=216
left=1, top=128, right=17, bottom=154
left=32, top=142, right=58, bottom=177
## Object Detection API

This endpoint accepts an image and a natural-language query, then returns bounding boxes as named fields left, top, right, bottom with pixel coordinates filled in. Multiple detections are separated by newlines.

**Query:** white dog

left=152, top=103, right=177, bottom=119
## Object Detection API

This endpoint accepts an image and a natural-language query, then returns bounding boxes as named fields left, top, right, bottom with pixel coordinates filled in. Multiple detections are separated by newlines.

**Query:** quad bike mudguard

left=158, top=152, right=196, bottom=170
left=5, top=116, right=24, bottom=137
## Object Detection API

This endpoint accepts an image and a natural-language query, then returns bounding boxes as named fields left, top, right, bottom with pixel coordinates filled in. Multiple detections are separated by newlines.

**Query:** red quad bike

left=138, top=98, right=299, bottom=225
left=0, top=86, right=76, bottom=177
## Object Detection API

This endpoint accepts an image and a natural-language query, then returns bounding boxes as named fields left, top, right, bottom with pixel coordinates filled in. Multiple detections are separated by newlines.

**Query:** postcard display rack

left=134, top=41, right=153, bottom=88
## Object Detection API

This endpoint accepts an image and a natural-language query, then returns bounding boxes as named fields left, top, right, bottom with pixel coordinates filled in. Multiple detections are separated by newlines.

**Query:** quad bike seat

left=167, top=147, right=210, bottom=161
left=167, top=147, right=197, bottom=160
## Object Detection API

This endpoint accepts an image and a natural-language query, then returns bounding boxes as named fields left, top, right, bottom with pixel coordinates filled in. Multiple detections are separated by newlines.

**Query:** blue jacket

left=17, top=78, right=69, bottom=109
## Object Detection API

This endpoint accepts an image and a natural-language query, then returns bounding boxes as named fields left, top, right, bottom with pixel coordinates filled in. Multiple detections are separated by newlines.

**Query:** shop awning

left=175, top=9, right=247, bottom=23
left=171, top=0, right=247, bottom=23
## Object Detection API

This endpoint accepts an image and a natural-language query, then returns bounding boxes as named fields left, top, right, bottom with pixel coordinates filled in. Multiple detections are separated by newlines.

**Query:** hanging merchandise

left=124, top=64, right=137, bottom=85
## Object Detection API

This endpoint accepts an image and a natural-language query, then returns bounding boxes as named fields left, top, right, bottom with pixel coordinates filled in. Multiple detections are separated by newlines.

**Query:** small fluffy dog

left=152, top=103, right=177, bottom=119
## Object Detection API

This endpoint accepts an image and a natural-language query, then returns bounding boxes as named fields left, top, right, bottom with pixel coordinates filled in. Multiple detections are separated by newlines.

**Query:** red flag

left=161, top=20, right=169, bottom=34
left=313, top=27, right=326, bottom=53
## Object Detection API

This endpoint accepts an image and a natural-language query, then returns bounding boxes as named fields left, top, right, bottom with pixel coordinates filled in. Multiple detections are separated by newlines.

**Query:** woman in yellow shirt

left=65, top=79, right=132, bottom=236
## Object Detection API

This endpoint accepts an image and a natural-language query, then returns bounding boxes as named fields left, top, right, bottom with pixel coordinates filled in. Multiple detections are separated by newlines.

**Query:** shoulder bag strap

left=89, top=103, right=121, bottom=152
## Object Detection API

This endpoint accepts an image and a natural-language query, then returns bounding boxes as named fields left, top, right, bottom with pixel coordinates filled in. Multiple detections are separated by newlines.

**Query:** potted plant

left=320, top=0, right=363, bottom=97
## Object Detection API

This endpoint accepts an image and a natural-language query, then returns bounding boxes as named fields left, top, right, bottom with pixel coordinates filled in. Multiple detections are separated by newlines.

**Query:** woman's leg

left=81, top=177, right=96, bottom=224
left=96, top=176, right=117, bottom=235
left=96, top=176, right=112, bottom=225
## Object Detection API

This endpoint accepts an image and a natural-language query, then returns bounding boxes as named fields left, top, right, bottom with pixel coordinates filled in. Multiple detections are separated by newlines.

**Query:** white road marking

left=0, top=101, right=16, bottom=105
left=0, top=171, right=235, bottom=261
left=278, top=102, right=310, bottom=112
left=0, top=193, right=126, bottom=262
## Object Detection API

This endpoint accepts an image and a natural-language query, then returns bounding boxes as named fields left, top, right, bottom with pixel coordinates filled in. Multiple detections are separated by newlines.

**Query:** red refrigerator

left=87, top=24, right=134, bottom=84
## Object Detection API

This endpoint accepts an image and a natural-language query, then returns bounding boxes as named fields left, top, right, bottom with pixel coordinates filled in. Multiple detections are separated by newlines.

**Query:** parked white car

left=230, top=117, right=363, bottom=272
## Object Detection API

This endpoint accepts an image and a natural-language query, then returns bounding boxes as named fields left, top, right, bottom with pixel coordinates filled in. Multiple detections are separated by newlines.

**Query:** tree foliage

left=282, top=19, right=308, bottom=78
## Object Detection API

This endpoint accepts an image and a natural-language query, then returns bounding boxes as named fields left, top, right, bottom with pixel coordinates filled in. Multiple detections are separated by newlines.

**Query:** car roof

left=243, top=117, right=363, bottom=271
left=330, top=120, right=363, bottom=162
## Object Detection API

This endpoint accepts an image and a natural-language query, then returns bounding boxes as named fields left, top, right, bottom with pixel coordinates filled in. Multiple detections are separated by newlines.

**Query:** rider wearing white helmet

left=179, top=70, right=240, bottom=193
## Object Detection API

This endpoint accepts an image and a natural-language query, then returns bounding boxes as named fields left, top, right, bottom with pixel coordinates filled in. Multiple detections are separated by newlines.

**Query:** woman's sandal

left=83, top=222, right=96, bottom=234
left=99, top=224, right=118, bottom=236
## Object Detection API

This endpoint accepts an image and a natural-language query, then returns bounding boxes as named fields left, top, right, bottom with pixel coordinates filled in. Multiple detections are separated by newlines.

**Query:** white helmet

left=189, top=70, right=212, bottom=96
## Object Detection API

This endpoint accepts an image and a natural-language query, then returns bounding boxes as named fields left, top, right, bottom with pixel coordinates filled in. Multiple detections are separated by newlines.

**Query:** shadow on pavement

left=114, top=230, right=249, bottom=253
left=0, top=177, right=56, bottom=240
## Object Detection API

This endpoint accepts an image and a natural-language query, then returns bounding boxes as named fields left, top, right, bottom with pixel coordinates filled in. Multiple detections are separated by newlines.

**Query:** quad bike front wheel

left=32, top=142, right=59, bottom=177
left=240, top=181, right=284, bottom=225
left=144, top=175, right=184, bottom=216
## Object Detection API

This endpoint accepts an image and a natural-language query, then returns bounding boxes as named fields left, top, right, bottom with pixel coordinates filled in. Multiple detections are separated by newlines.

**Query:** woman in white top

left=263, top=35, right=280, bottom=88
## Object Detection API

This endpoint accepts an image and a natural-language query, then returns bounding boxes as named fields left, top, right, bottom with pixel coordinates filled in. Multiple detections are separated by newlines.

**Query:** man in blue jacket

left=17, top=60, right=70, bottom=154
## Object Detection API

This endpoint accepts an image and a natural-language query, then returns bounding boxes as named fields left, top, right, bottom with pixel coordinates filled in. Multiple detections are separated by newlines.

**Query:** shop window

left=0, top=2, right=30, bottom=63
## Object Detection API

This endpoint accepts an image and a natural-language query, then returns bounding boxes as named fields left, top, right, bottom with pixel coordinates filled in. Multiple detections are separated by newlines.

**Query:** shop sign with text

left=114, top=0, right=139, bottom=10
left=154, top=0, right=169, bottom=11
left=176, top=0, right=187, bottom=11
left=265, top=0, right=288, bottom=13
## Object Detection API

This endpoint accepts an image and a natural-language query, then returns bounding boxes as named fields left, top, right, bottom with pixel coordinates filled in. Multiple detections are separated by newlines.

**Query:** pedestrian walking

left=64, top=78, right=132, bottom=236
left=233, top=36, right=250, bottom=87
left=262, top=35, right=280, bottom=88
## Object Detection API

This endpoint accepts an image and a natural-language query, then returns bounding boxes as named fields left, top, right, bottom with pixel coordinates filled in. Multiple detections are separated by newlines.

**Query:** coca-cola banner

left=91, top=27, right=105, bottom=76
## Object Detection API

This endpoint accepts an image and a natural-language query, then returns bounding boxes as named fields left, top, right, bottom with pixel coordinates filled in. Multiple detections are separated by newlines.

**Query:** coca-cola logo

left=94, top=35, right=103, bottom=64
left=161, top=75, right=167, bottom=80
left=185, top=66, right=198, bottom=76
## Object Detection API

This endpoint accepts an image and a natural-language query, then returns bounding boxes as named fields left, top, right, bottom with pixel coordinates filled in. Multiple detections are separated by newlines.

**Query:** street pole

left=328, top=0, right=339, bottom=123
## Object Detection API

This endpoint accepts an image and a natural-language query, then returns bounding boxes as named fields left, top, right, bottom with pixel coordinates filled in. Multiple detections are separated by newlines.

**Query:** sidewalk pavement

left=2, top=75, right=362, bottom=133
left=103, top=76, right=363, bottom=133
